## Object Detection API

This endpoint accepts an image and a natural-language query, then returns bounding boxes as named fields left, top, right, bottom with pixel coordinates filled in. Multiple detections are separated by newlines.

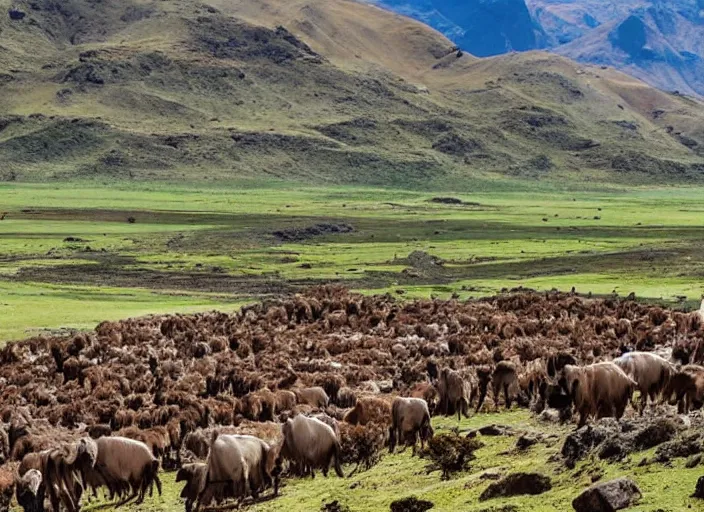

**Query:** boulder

left=390, top=497, right=433, bottom=512
left=478, top=424, right=514, bottom=437
left=8, top=8, right=25, bottom=20
left=692, top=476, right=704, bottom=499
left=479, top=473, right=552, bottom=501
left=515, top=434, right=539, bottom=450
left=572, top=478, right=641, bottom=511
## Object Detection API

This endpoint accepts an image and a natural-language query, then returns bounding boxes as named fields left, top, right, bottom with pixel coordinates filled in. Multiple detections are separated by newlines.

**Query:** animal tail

left=460, top=397, right=470, bottom=418
left=333, top=441, right=344, bottom=478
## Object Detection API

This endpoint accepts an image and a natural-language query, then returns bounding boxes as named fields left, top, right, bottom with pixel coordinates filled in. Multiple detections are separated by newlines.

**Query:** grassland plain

left=75, top=411, right=701, bottom=512
left=2, top=180, right=704, bottom=341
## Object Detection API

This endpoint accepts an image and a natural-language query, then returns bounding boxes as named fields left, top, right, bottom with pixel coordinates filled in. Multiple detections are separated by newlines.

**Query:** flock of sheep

left=0, top=286, right=703, bottom=511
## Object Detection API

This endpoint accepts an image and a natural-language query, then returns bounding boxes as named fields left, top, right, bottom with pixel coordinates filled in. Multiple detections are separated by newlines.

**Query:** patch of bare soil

left=273, top=223, right=354, bottom=242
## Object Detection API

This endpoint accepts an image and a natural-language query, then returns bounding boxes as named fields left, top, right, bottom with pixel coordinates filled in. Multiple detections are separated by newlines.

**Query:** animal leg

left=475, top=384, right=488, bottom=413
left=639, top=389, right=647, bottom=415
left=504, top=384, right=511, bottom=410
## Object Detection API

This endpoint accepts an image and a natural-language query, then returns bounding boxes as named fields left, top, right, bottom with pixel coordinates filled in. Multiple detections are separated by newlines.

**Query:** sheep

left=437, top=368, right=471, bottom=420
left=334, top=387, right=358, bottom=409
left=409, top=382, right=439, bottom=415
left=294, top=387, right=329, bottom=409
left=475, top=361, right=519, bottom=412
left=176, top=463, right=207, bottom=512
left=182, top=431, right=210, bottom=461
left=278, top=415, right=343, bottom=479
left=613, top=351, right=676, bottom=414
left=388, top=397, right=433, bottom=455
left=274, top=390, right=297, bottom=414
left=342, top=397, right=391, bottom=426
left=558, top=362, right=637, bottom=428
left=84, top=436, right=162, bottom=506
left=197, top=432, right=275, bottom=507
left=231, top=434, right=277, bottom=499
left=197, top=432, right=247, bottom=507
left=17, top=437, right=96, bottom=512
left=663, top=364, right=704, bottom=413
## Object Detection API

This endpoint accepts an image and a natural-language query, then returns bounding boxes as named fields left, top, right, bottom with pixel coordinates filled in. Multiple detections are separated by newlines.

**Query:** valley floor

left=2, top=180, right=704, bottom=341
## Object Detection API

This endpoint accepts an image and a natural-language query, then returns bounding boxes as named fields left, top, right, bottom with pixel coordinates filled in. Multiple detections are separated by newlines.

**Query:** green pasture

left=2, top=181, right=703, bottom=341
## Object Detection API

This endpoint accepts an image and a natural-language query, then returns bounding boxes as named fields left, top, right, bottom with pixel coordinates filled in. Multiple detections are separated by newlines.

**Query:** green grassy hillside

left=79, top=411, right=701, bottom=512
left=1, top=0, right=704, bottom=186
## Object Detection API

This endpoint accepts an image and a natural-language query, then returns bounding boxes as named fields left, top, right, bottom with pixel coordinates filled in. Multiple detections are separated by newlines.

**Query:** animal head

left=556, top=365, right=580, bottom=401
left=176, top=463, right=205, bottom=483
left=64, top=437, right=98, bottom=468
left=16, top=469, right=42, bottom=500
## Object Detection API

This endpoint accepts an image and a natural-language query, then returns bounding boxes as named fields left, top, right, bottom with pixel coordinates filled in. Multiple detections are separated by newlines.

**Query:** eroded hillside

left=1, top=0, right=703, bottom=185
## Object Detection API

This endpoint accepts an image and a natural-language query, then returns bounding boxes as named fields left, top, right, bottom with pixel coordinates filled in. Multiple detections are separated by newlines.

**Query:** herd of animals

left=0, top=286, right=704, bottom=511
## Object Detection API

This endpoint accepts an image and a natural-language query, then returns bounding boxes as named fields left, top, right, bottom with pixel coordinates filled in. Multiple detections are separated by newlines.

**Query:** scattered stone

left=429, top=197, right=463, bottom=205
left=478, top=425, right=514, bottom=437
left=692, top=476, right=704, bottom=499
left=572, top=478, right=641, bottom=512
left=632, top=418, right=677, bottom=450
left=8, top=8, right=25, bottom=20
left=478, top=506, right=518, bottom=512
left=63, top=237, right=85, bottom=243
left=479, top=470, right=502, bottom=481
left=390, top=496, right=434, bottom=512
left=515, top=434, right=539, bottom=451
left=479, top=473, right=552, bottom=501
left=273, top=223, right=354, bottom=242
left=322, top=500, right=350, bottom=512
left=654, top=432, right=703, bottom=462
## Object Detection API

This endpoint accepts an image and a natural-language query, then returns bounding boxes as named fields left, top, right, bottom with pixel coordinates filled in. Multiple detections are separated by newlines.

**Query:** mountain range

left=367, top=0, right=704, bottom=97
left=1, top=0, right=703, bottom=186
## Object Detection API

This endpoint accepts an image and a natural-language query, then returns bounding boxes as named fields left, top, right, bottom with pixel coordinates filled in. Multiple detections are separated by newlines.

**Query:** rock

left=515, top=434, right=538, bottom=450
left=8, top=8, right=25, bottom=20
left=572, top=478, right=641, bottom=511
left=479, top=470, right=502, bottom=481
left=376, top=380, right=393, bottom=393
left=654, top=432, right=702, bottom=462
left=692, top=476, right=704, bottom=499
left=632, top=418, right=677, bottom=450
left=390, top=496, right=434, bottom=512
left=322, top=501, right=350, bottom=512
left=479, top=473, right=552, bottom=501
left=687, top=454, right=703, bottom=469
left=478, top=425, right=513, bottom=436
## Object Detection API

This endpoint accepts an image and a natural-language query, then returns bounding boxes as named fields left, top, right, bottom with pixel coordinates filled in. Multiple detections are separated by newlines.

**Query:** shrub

left=420, top=433, right=483, bottom=480
left=338, top=422, right=387, bottom=474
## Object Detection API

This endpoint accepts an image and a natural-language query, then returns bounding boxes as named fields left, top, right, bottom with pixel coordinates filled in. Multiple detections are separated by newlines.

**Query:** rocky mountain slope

left=369, top=0, right=704, bottom=97
left=0, top=0, right=703, bottom=185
